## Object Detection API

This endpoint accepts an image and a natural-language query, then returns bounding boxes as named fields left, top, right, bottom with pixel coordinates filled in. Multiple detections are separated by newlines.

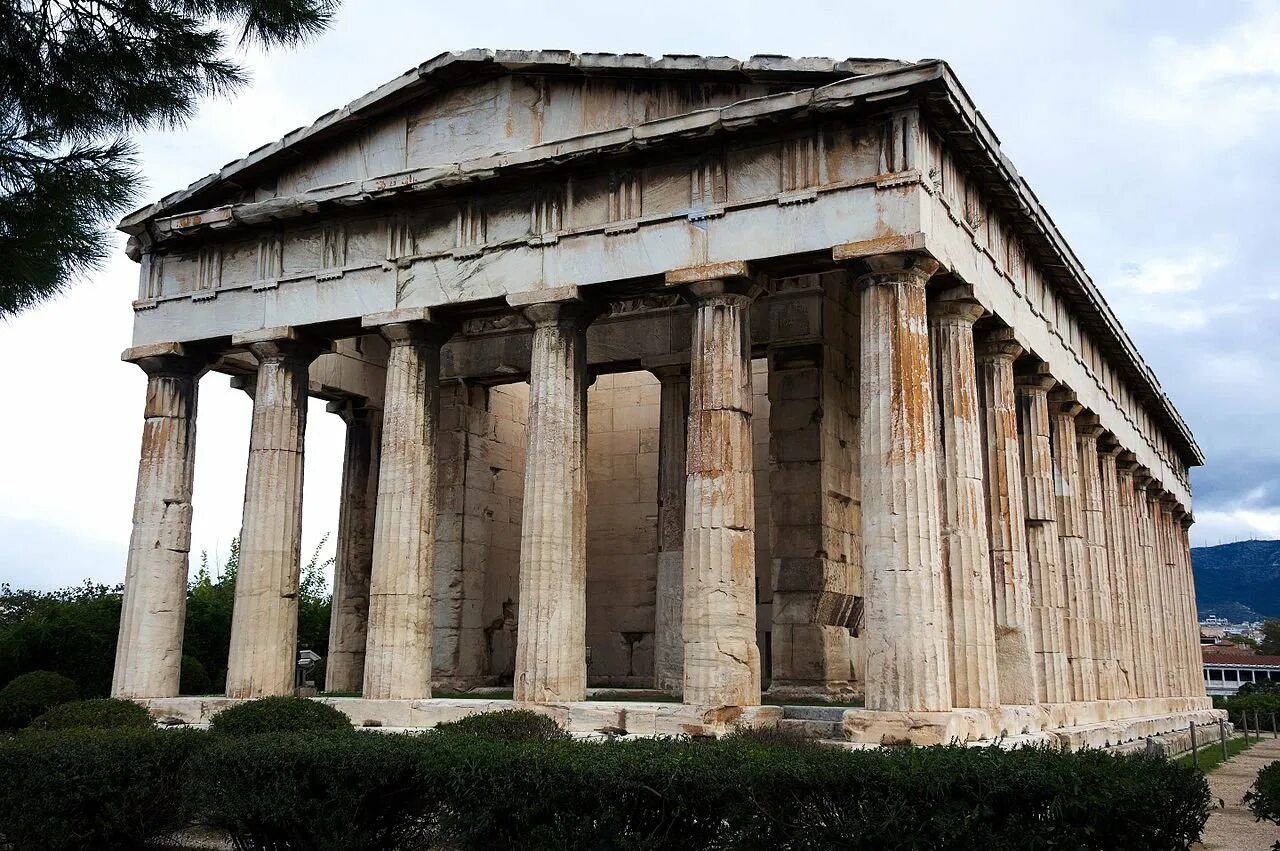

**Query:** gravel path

left=1197, top=736, right=1280, bottom=850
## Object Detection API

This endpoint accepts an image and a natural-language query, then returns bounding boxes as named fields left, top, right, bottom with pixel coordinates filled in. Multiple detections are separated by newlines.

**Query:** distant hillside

left=1193, top=539, right=1280, bottom=621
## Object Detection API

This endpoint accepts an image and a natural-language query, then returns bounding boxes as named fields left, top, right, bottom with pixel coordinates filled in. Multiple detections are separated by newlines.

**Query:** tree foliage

left=0, top=531, right=334, bottom=696
left=1259, top=619, right=1280, bottom=656
left=0, top=0, right=338, bottom=317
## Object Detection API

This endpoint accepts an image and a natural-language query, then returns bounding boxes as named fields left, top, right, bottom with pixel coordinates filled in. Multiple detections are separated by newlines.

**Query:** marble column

left=648, top=357, right=689, bottom=695
left=1016, top=367, right=1069, bottom=704
left=1179, top=514, right=1207, bottom=697
left=361, top=312, right=449, bottom=700
left=226, top=329, right=325, bottom=699
left=858, top=254, right=951, bottom=713
left=666, top=264, right=762, bottom=707
left=1143, top=483, right=1172, bottom=697
left=929, top=291, right=999, bottom=708
left=324, top=400, right=381, bottom=693
left=1048, top=389, right=1096, bottom=703
left=509, top=289, right=593, bottom=703
left=1076, top=418, right=1117, bottom=701
left=1161, top=498, right=1189, bottom=696
left=112, top=343, right=207, bottom=699
left=1132, top=474, right=1162, bottom=697
left=1124, top=466, right=1156, bottom=698
left=1098, top=440, right=1136, bottom=698
left=974, top=329, right=1038, bottom=705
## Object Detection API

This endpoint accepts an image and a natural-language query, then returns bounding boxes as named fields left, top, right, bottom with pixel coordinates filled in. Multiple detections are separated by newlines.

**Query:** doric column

left=226, top=328, right=325, bottom=699
left=666, top=263, right=763, bottom=707
left=360, top=310, right=450, bottom=700
left=974, top=329, right=1038, bottom=705
left=1143, top=482, right=1172, bottom=697
left=857, top=253, right=950, bottom=713
left=646, top=356, right=689, bottom=695
left=1048, top=389, right=1096, bottom=703
left=1076, top=417, right=1117, bottom=701
left=929, top=291, right=999, bottom=708
left=1123, top=464, right=1156, bottom=698
left=1098, top=439, right=1136, bottom=698
left=1131, top=474, right=1162, bottom=697
left=1016, top=366, right=1069, bottom=704
left=324, top=399, right=381, bottom=693
left=112, top=343, right=207, bottom=699
left=1179, top=513, right=1207, bottom=698
left=1161, top=497, right=1189, bottom=696
left=508, top=288, right=593, bottom=703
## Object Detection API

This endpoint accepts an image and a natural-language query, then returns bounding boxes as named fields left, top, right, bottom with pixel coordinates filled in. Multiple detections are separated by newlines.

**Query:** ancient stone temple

left=112, top=50, right=1214, bottom=746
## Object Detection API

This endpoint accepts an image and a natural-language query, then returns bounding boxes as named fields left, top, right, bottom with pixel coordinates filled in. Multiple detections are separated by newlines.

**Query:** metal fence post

left=1189, top=721, right=1199, bottom=770
left=1256, top=710, right=1263, bottom=741
left=1220, top=717, right=1229, bottom=761
left=1272, top=712, right=1277, bottom=739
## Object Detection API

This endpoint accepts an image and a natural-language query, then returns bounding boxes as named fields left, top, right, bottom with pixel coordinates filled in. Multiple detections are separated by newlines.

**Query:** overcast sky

left=2, top=0, right=1277, bottom=590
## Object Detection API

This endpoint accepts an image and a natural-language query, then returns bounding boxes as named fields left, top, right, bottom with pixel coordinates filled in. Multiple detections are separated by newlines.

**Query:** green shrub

left=720, top=722, right=821, bottom=749
left=0, top=729, right=204, bottom=850
left=180, top=654, right=212, bottom=695
left=0, top=670, right=77, bottom=729
left=433, top=708, right=569, bottom=742
left=209, top=696, right=353, bottom=736
left=1246, top=759, right=1280, bottom=826
left=190, top=732, right=440, bottom=851
left=185, top=732, right=1209, bottom=850
left=27, top=697, right=153, bottom=731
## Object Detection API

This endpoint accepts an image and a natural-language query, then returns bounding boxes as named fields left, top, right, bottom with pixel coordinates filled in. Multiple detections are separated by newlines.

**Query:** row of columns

left=113, top=251, right=1202, bottom=714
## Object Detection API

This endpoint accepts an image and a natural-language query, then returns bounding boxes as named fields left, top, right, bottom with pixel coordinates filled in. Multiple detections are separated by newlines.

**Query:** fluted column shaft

left=1049, top=391, right=1096, bottom=703
left=1143, top=486, right=1172, bottom=697
left=1017, top=371, right=1069, bottom=703
left=512, top=296, right=591, bottom=703
left=859, top=254, right=950, bottom=713
left=360, top=314, right=450, bottom=700
left=1076, top=422, right=1116, bottom=700
left=326, top=401, right=381, bottom=693
left=1161, top=500, right=1190, bottom=696
left=113, top=346, right=206, bottom=698
left=1123, top=469, right=1156, bottom=697
left=1098, top=445, right=1136, bottom=698
left=1179, top=516, right=1207, bottom=697
left=226, top=335, right=322, bottom=698
left=929, top=294, right=999, bottom=708
left=651, top=361, right=689, bottom=695
left=1131, top=476, right=1161, bottom=697
left=676, top=274, right=761, bottom=707
left=975, top=331, right=1038, bottom=705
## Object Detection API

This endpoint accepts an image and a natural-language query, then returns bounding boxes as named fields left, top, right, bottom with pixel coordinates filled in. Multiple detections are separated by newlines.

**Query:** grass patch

left=1176, top=733, right=1256, bottom=772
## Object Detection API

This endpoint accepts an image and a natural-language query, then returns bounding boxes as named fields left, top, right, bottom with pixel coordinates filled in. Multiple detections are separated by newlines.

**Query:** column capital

left=506, top=285, right=600, bottom=327
left=325, top=397, right=381, bottom=422
left=1098, top=432, right=1124, bottom=457
left=1048, top=387, right=1083, bottom=418
left=665, top=261, right=765, bottom=301
left=1179, top=513, right=1195, bottom=530
left=1014, top=361, right=1056, bottom=393
left=929, top=286, right=986, bottom=325
left=853, top=252, right=940, bottom=289
left=363, top=307, right=454, bottom=347
left=232, top=326, right=329, bottom=364
left=122, top=342, right=209, bottom=378
left=975, top=327, right=1023, bottom=364
left=1075, top=413, right=1106, bottom=442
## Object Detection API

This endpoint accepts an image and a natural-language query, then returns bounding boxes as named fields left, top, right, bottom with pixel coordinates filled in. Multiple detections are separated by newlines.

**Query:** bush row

left=0, top=709, right=1211, bottom=851
left=1246, top=759, right=1280, bottom=827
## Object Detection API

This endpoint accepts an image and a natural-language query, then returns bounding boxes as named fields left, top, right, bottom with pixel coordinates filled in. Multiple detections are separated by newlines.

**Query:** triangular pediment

left=121, top=50, right=910, bottom=228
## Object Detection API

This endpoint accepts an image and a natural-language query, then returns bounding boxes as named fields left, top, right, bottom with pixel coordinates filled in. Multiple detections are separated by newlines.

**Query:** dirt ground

left=1196, top=736, right=1280, bottom=850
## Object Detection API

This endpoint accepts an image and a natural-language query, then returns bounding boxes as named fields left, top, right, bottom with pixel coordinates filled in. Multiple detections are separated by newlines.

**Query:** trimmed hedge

left=188, top=730, right=1209, bottom=850
left=208, top=695, right=353, bottom=736
left=0, top=729, right=204, bottom=850
left=27, top=697, right=154, bottom=731
left=434, top=708, right=569, bottom=742
left=0, top=720, right=1212, bottom=850
left=0, top=670, right=77, bottom=730
left=1245, top=759, right=1280, bottom=826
